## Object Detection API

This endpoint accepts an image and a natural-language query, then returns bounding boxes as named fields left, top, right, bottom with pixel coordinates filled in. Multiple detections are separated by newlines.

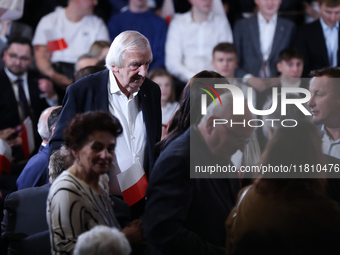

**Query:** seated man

left=32, top=0, right=110, bottom=90
left=233, top=0, right=295, bottom=106
left=107, top=0, right=167, bottom=71
left=0, top=37, right=58, bottom=158
left=294, top=0, right=340, bottom=77
left=165, top=0, right=233, bottom=83
left=16, top=106, right=61, bottom=190
left=143, top=93, right=254, bottom=255
left=308, top=67, right=340, bottom=159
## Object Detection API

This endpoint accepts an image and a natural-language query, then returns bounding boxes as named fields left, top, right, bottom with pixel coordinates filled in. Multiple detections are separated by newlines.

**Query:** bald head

left=197, top=92, right=254, bottom=158
left=37, top=106, right=61, bottom=143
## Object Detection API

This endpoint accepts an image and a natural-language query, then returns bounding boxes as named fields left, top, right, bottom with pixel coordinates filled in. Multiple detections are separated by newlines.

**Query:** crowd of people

left=0, top=0, right=340, bottom=254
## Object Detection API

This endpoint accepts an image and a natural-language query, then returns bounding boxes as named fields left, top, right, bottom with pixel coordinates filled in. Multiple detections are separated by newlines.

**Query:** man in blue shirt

left=294, top=0, right=340, bottom=77
left=107, top=0, right=167, bottom=71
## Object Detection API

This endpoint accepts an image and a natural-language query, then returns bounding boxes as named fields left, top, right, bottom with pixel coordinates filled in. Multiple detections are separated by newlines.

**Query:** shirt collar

left=109, top=71, right=139, bottom=99
left=189, top=9, right=214, bottom=24
left=257, top=11, right=277, bottom=25
left=4, top=67, right=28, bottom=84
left=280, top=77, right=301, bottom=88
left=320, top=17, right=339, bottom=31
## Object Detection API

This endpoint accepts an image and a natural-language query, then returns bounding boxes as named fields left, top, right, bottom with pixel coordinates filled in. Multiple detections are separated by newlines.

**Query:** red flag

left=161, top=0, right=175, bottom=25
left=0, top=139, right=12, bottom=177
left=117, top=162, right=148, bottom=206
left=21, top=117, right=35, bottom=160
left=47, top=38, right=68, bottom=52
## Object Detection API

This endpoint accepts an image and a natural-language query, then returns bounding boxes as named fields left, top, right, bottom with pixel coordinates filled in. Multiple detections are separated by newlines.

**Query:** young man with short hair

left=295, top=0, right=340, bottom=77
left=211, top=42, right=238, bottom=79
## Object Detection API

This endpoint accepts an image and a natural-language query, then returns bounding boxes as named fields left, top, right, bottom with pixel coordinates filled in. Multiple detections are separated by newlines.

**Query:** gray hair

left=49, top=145, right=73, bottom=183
left=262, top=93, right=312, bottom=139
left=105, top=30, right=152, bottom=70
left=37, top=106, right=59, bottom=141
left=73, top=226, right=131, bottom=255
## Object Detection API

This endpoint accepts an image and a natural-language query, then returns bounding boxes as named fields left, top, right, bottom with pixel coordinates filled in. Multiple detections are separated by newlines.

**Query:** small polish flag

left=0, top=139, right=12, bottom=177
left=117, top=162, right=148, bottom=206
left=21, top=117, right=35, bottom=160
left=161, top=0, right=175, bottom=25
left=45, top=29, right=68, bottom=52
left=47, top=38, right=67, bottom=52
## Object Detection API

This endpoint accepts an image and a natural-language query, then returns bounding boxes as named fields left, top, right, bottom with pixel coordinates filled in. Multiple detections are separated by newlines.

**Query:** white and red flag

left=116, top=162, right=148, bottom=206
left=45, top=30, right=68, bottom=52
left=21, top=117, right=35, bottom=160
left=0, top=139, right=12, bottom=177
left=161, top=0, right=175, bottom=25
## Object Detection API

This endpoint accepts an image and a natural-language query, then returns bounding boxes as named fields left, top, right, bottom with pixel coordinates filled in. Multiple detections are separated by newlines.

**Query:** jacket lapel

left=95, top=69, right=110, bottom=110
left=315, top=20, right=330, bottom=66
left=249, top=16, right=262, bottom=58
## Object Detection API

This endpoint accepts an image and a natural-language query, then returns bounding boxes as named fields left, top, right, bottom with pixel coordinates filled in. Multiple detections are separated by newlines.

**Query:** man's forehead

left=8, top=43, right=31, bottom=53
left=310, top=76, right=334, bottom=90
left=214, top=51, right=236, bottom=58
left=124, top=49, right=152, bottom=61
left=321, top=4, right=340, bottom=11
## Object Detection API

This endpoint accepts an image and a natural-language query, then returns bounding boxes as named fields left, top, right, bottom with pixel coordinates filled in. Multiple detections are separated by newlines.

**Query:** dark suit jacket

left=143, top=127, right=240, bottom=255
left=16, top=143, right=50, bottom=190
left=294, top=19, right=340, bottom=77
left=1, top=183, right=51, bottom=237
left=234, top=15, right=295, bottom=78
left=0, top=68, right=49, bottom=130
left=49, top=69, right=162, bottom=176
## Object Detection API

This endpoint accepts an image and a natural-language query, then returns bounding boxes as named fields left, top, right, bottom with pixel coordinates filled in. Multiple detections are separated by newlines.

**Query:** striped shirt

left=47, top=171, right=120, bottom=255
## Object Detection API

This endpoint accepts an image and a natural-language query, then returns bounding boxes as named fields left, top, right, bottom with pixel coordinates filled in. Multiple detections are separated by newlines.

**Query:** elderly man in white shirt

left=308, top=67, right=340, bottom=160
left=165, top=0, right=233, bottom=83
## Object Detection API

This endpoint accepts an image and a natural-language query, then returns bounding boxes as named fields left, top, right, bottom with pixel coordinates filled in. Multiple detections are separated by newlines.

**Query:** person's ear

left=71, top=149, right=78, bottom=159
left=277, top=62, right=282, bottom=73
left=206, top=116, right=217, bottom=135
left=112, top=66, right=119, bottom=73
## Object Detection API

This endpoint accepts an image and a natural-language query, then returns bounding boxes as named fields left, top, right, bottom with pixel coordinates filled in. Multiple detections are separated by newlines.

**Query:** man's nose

left=138, top=64, right=148, bottom=77
left=308, top=95, right=315, bottom=107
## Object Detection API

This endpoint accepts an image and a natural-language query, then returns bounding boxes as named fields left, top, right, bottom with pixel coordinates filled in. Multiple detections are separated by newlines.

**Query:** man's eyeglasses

left=8, top=53, right=31, bottom=62
left=220, top=124, right=252, bottom=145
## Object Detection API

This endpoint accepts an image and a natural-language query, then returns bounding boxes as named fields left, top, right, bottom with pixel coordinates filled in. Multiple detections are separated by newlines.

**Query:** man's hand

left=0, top=128, right=15, bottom=141
left=121, top=219, right=146, bottom=245
left=38, top=78, right=55, bottom=98
left=303, top=1, right=320, bottom=19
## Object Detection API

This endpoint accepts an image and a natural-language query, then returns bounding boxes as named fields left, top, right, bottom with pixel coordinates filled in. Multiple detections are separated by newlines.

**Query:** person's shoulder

left=277, top=16, right=295, bottom=28
left=68, top=69, right=109, bottom=92
left=7, top=183, right=51, bottom=201
left=40, top=7, right=64, bottom=22
left=297, top=19, right=320, bottom=33
left=171, top=11, right=190, bottom=24
left=82, top=13, right=106, bottom=25
left=234, top=16, right=252, bottom=30
left=49, top=171, right=77, bottom=194
left=141, top=77, right=161, bottom=92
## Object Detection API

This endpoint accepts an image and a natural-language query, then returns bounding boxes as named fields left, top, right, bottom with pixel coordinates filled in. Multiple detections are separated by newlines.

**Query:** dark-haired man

left=294, top=0, right=340, bottom=77
left=0, top=38, right=58, bottom=154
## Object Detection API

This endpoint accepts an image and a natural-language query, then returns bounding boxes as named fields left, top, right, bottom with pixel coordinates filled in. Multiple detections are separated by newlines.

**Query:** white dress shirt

left=320, top=18, right=339, bottom=67
left=258, top=12, right=277, bottom=62
left=107, top=71, right=146, bottom=194
left=165, top=10, right=233, bottom=83
left=321, top=125, right=340, bottom=160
